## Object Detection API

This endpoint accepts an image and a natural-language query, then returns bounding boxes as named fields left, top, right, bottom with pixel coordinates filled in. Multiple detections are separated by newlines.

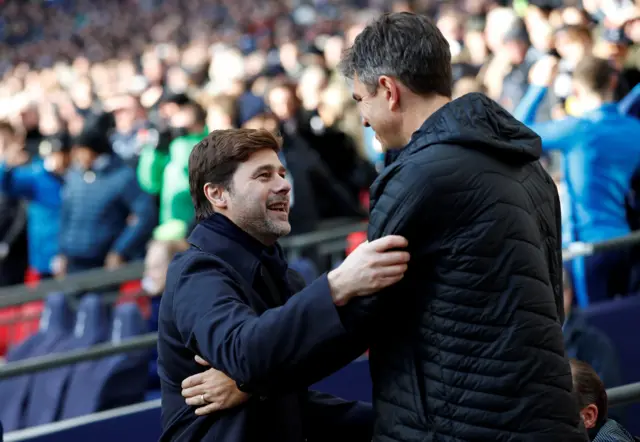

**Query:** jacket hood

left=396, top=93, right=542, bottom=165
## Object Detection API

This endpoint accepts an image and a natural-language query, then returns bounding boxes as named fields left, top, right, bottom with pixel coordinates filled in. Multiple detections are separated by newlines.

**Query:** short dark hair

left=339, top=12, right=452, bottom=98
left=188, top=129, right=282, bottom=221
left=573, top=56, right=615, bottom=97
left=570, top=359, right=608, bottom=427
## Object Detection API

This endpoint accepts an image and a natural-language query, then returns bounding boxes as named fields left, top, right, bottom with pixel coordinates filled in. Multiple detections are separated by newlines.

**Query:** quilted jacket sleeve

left=341, top=162, right=439, bottom=329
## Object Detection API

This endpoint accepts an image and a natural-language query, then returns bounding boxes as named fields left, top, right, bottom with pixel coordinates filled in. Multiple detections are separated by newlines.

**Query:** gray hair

left=339, top=12, right=453, bottom=98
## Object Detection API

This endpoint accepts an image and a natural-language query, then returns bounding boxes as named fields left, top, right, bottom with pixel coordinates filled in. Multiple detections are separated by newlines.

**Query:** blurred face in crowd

left=624, top=18, right=640, bottom=42
left=166, top=66, right=190, bottom=92
left=143, top=241, right=172, bottom=296
left=71, top=77, right=94, bottom=109
left=71, top=145, right=97, bottom=170
left=323, top=36, right=344, bottom=70
left=20, top=106, right=39, bottom=131
left=485, top=8, right=516, bottom=53
left=279, top=42, right=299, bottom=74
left=45, top=151, right=70, bottom=175
left=298, top=67, right=328, bottom=110
left=170, top=105, right=203, bottom=134
left=112, top=97, right=142, bottom=133
left=504, top=39, right=528, bottom=65
left=206, top=148, right=291, bottom=244
left=464, top=30, right=488, bottom=65
left=268, top=86, right=297, bottom=121
left=529, top=21, right=553, bottom=53
left=206, top=105, right=234, bottom=131
left=0, top=127, right=15, bottom=156
left=555, top=30, right=591, bottom=67
left=143, top=55, right=164, bottom=85
left=352, top=74, right=404, bottom=151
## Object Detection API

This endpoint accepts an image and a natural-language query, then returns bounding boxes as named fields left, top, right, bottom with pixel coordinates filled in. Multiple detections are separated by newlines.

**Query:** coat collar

left=187, top=222, right=263, bottom=284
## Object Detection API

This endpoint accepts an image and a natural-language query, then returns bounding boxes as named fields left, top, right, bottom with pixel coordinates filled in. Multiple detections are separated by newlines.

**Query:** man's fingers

left=376, top=274, right=405, bottom=289
left=370, top=235, right=408, bottom=252
left=378, top=264, right=408, bottom=278
left=195, top=402, right=221, bottom=416
left=185, top=394, right=207, bottom=406
left=376, top=251, right=410, bottom=266
left=194, top=355, right=210, bottom=367
left=181, top=373, right=203, bottom=390
left=181, top=385, right=205, bottom=398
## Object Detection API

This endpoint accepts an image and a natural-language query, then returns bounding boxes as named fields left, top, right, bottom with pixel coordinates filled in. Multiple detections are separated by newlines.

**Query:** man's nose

left=362, top=117, right=370, bottom=128
left=274, top=174, right=291, bottom=194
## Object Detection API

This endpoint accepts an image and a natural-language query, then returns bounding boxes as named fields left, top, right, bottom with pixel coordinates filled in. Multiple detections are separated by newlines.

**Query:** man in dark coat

left=335, top=12, right=586, bottom=441
left=157, top=128, right=410, bottom=441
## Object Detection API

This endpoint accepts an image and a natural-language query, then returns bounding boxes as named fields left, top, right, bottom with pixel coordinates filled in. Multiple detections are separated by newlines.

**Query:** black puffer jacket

left=364, top=93, right=586, bottom=441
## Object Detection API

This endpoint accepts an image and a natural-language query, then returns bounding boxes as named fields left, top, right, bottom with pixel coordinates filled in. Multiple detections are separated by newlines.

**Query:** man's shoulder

left=162, top=247, right=248, bottom=316
left=166, top=247, right=235, bottom=287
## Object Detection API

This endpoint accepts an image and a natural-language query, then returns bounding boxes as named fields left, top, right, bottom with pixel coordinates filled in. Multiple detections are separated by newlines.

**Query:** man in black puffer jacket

left=339, top=12, right=587, bottom=441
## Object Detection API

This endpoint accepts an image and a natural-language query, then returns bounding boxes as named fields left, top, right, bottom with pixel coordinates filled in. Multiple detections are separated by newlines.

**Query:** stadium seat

left=583, top=295, right=640, bottom=434
left=289, top=258, right=319, bottom=285
left=24, top=293, right=110, bottom=428
left=60, top=302, right=150, bottom=419
left=0, top=293, right=73, bottom=432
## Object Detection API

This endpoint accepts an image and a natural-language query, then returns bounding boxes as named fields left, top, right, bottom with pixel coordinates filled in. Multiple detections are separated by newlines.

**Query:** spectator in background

left=563, top=269, right=622, bottom=389
left=54, top=121, right=156, bottom=276
left=515, top=55, right=640, bottom=304
left=0, top=132, right=71, bottom=279
left=141, top=238, right=189, bottom=391
left=204, top=95, right=237, bottom=132
left=0, top=121, right=28, bottom=286
left=107, top=95, right=150, bottom=167
left=499, top=17, right=540, bottom=112
left=266, top=81, right=369, bottom=220
left=138, top=99, right=207, bottom=241
left=19, top=102, right=44, bottom=161
left=570, top=359, right=636, bottom=442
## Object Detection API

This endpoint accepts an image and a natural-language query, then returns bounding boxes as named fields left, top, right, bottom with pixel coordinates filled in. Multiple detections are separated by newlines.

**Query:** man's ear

left=581, top=403, right=599, bottom=429
left=204, top=183, right=227, bottom=210
left=379, top=75, right=400, bottom=111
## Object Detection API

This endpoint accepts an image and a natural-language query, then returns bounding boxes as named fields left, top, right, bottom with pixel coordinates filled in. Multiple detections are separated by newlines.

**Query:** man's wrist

left=328, top=268, right=351, bottom=306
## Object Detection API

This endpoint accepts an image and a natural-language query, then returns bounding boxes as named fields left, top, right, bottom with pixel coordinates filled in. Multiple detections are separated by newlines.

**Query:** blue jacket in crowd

left=60, top=155, right=156, bottom=264
left=0, top=160, right=62, bottom=275
left=514, top=85, right=640, bottom=244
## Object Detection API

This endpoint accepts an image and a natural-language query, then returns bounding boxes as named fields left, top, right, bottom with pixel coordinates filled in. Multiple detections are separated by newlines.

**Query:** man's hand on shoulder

left=328, top=235, right=410, bottom=305
left=181, top=355, right=250, bottom=416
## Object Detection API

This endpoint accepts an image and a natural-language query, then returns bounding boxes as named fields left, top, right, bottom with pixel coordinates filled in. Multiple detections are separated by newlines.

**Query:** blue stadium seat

left=60, top=302, right=150, bottom=419
left=289, top=258, right=319, bottom=285
left=0, top=293, right=73, bottom=432
left=24, top=293, right=110, bottom=428
left=583, top=295, right=640, bottom=434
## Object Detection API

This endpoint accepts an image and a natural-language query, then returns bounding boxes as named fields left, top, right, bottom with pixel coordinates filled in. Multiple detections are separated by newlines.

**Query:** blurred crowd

left=0, top=0, right=640, bottom=430
left=0, top=0, right=640, bottom=312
